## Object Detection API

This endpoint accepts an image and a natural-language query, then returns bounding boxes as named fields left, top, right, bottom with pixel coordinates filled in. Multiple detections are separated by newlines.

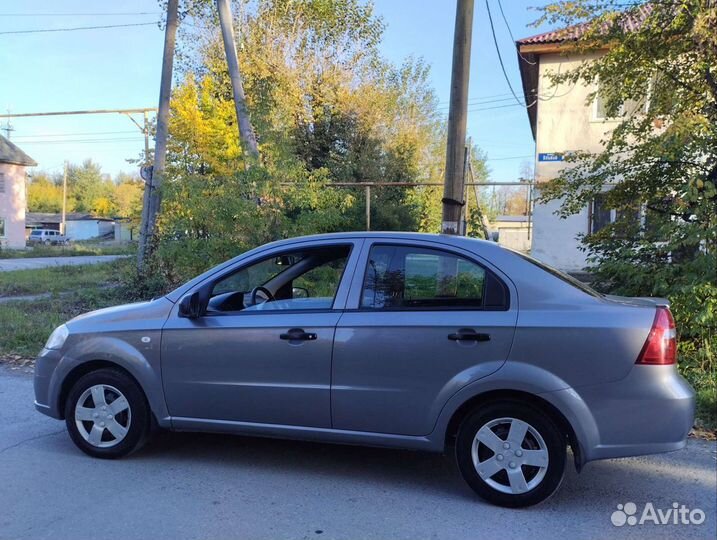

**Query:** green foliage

left=27, top=164, right=144, bottom=220
left=536, top=0, right=717, bottom=424
left=149, top=0, right=489, bottom=287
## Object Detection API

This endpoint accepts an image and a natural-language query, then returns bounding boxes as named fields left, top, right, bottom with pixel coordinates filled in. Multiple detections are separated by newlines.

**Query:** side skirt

left=170, top=416, right=443, bottom=453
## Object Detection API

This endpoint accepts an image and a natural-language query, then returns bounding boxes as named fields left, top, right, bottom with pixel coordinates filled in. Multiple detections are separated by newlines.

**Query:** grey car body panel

left=34, top=297, right=174, bottom=425
left=332, top=237, right=518, bottom=436
left=34, top=232, right=695, bottom=465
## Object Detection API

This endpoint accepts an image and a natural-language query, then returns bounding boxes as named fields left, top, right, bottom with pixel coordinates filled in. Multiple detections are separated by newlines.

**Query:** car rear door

left=331, top=239, right=517, bottom=436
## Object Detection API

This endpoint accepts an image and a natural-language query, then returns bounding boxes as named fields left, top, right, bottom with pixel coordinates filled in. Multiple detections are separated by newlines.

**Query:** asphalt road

left=1, top=365, right=715, bottom=540
left=0, top=255, right=127, bottom=272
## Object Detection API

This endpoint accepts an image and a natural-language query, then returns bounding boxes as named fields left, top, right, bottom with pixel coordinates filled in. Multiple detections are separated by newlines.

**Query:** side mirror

left=292, top=286, right=309, bottom=299
left=178, top=291, right=204, bottom=319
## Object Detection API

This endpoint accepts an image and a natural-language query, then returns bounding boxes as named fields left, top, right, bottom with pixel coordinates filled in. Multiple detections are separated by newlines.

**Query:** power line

left=484, top=155, right=533, bottom=161
left=436, top=91, right=513, bottom=106
left=13, top=130, right=139, bottom=139
left=496, top=0, right=536, bottom=65
left=18, top=137, right=144, bottom=145
left=436, top=95, right=519, bottom=110
left=485, top=0, right=532, bottom=108
left=0, top=22, right=158, bottom=36
left=0, top=12, right=161, bottom=17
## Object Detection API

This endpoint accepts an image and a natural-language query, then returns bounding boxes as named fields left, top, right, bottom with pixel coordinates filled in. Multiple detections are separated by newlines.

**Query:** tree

left=26, top=172, right=66, bottom=213
left=535, top=0, right=716, bottom=420
left=114, top=173, right=144, bottom=219
left=151, top=0, right=490, bottom=284
left=67, top=159, right=115, bottom=215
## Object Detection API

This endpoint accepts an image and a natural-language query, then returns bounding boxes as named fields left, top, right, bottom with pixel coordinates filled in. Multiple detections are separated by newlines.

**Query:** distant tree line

left=27, top=159, right=143, bottom=220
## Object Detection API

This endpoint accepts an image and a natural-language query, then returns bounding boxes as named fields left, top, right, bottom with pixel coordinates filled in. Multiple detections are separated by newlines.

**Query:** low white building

left=26, top=213, right=115, bottom=241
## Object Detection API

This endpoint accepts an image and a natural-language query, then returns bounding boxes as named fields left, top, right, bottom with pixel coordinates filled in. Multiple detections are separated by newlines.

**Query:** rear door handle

left=448, top=329, right=490, bottom=342
left=280, top=328, right=317, bottom=341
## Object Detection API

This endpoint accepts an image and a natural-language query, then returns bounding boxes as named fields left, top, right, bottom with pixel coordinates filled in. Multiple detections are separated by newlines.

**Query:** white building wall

left=0, top=162, right=27, bottom=249
left=531, top=51, right=619, bottom=271
left=66, top=221, right=100, bottom=240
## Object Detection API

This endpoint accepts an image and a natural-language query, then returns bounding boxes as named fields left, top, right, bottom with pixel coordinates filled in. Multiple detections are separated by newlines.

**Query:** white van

left=28, top=229, right=70, bottom=245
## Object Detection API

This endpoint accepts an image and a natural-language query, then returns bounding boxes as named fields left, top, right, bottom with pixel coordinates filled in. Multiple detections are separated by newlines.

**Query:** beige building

left=516, top=17, right=645, bottom=271
left=0, top=135, right=36, bottom=249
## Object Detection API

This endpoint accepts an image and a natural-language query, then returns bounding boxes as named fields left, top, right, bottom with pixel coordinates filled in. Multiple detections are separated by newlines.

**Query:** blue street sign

left=538, top=153, right=564, bottom=162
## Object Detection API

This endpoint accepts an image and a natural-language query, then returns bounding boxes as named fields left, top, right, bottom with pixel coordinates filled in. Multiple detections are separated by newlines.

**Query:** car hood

left=67, top=297, right=174, bottom=329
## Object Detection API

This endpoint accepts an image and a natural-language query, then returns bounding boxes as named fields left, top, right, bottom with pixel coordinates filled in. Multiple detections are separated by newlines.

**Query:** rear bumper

left=545, top=365, right=695, bottom=463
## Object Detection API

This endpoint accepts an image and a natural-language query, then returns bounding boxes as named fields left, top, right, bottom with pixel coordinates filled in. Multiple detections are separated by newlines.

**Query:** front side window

left=361, top=245, right=490, bottom=310
left=208, top=244, right=351, bottom=313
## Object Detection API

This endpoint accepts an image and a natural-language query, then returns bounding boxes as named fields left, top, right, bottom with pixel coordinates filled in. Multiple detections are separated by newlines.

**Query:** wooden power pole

left=442, top=0, right=475, bottom=235
left=138, top=0, right=179, bottom=271
left=216, top=0, right=259, bottom=162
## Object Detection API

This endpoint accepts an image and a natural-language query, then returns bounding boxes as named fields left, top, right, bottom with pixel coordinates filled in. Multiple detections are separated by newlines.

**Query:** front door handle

left=448, top=329, right=491, bottom=342
left=280, top=328, right=317, bottom=341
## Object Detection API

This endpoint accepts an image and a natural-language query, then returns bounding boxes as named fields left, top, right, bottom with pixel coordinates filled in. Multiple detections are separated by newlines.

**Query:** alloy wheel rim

left=74, top=384, right=131, bottom=448
left=471, top=417, right=549, bottom=495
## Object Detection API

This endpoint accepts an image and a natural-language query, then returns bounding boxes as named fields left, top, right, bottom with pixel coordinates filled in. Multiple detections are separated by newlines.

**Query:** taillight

left=636, top=307, right=677, bottom=365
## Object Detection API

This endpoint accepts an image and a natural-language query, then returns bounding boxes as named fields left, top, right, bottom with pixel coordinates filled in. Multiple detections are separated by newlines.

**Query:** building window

left=0, top=218, right=5, bottom=237
left=590, top=193, right=641, bottom=235
left=590, top=193, right=612, bottom=233
left=0, top=173, right=5, bottom=194
left=592, top=82, right=649, bottom=121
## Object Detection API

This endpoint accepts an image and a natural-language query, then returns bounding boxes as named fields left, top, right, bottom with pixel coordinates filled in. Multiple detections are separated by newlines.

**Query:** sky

left=0, top=0, right=552, bottom=182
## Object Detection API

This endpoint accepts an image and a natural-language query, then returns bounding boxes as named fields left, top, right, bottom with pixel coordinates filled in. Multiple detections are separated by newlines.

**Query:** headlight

left=45, top=324, right=69, bottom=350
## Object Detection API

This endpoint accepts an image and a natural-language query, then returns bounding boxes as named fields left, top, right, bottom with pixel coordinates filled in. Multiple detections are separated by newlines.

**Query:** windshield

left=510, top=250, right=602, bottom=298
left=30, top=231, right=41, bottom=236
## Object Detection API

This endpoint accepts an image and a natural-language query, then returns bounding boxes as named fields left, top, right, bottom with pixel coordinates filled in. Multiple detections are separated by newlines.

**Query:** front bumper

left=568, top=365, right=695, bottom=462
left=33, top=347, right=63, bottom=419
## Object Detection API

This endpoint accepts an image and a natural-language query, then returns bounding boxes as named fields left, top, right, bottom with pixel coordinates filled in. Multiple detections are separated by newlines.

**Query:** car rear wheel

left=64, top=368, right=151, bottom=459
left=456, top=401, right=566, bottom=507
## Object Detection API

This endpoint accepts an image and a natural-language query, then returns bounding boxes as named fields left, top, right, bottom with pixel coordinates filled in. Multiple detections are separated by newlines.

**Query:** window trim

left=201, top=242, right=356, bottom=316
left=356, top=242, right=510, bottom=313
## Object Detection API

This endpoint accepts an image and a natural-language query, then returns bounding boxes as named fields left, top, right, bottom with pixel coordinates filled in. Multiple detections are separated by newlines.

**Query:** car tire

left=455, top=400, right=566, bottom=507
left=64, top=368, right=152, bottom=459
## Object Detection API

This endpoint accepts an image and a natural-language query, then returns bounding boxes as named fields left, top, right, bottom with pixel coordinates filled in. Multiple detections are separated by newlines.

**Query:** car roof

left=261, top=231, right=503, bottom=252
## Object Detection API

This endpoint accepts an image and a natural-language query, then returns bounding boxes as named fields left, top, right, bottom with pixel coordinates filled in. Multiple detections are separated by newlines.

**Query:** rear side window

left=361, top=245, right=508, bottom=310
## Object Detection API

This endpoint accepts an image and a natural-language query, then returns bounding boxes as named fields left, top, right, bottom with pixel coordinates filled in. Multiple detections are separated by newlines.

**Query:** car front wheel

left=64, top=368, right=151, bottom=458
left=456, top=401, right=566, bottom=507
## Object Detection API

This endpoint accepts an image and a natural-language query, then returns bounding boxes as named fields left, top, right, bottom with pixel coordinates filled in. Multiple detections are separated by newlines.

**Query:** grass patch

left=694, top=387, right=717, bottom=431
left=0, top=242, right=135, bottom=259
left=0, top=288, right=134, bottom=358
left=0, top=262, right=123, bottom=296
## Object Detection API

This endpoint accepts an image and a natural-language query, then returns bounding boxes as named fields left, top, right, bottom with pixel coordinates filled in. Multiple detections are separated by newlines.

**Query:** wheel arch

left=443, top=389, right=584, bottom=471
left=58, top=361, right=140, bottom=419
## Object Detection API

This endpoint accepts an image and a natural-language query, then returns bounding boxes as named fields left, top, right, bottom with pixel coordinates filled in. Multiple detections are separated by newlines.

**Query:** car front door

left=332, top=240, right=517, bottom=436
left=161, top=239, right=361, bottom=428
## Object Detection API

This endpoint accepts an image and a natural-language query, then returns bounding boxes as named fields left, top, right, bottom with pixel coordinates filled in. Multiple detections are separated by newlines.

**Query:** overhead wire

left=0, top=22, right=158, bottom=35
left=496, top=0, right=536, bottom=66
left=485, top=0, right=535, bottom=109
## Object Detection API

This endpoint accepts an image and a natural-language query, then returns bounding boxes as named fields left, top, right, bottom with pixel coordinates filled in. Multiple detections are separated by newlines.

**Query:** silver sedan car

left=34, top=232, right=695, bottom=507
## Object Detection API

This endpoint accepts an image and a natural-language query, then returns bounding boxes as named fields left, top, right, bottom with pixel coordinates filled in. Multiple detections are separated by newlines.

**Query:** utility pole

left=216, top=0, right=259, bottom=163
left=138, top=0, right=179, bottom=271
left=61, top=162, right=68, bottom=235
left=442, top=0, right=474, bottom=235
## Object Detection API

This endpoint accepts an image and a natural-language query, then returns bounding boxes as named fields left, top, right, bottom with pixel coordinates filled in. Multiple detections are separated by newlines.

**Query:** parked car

left=28, top=229, right=70, bottom=245
left=34, top=232, right=694, bottom=507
